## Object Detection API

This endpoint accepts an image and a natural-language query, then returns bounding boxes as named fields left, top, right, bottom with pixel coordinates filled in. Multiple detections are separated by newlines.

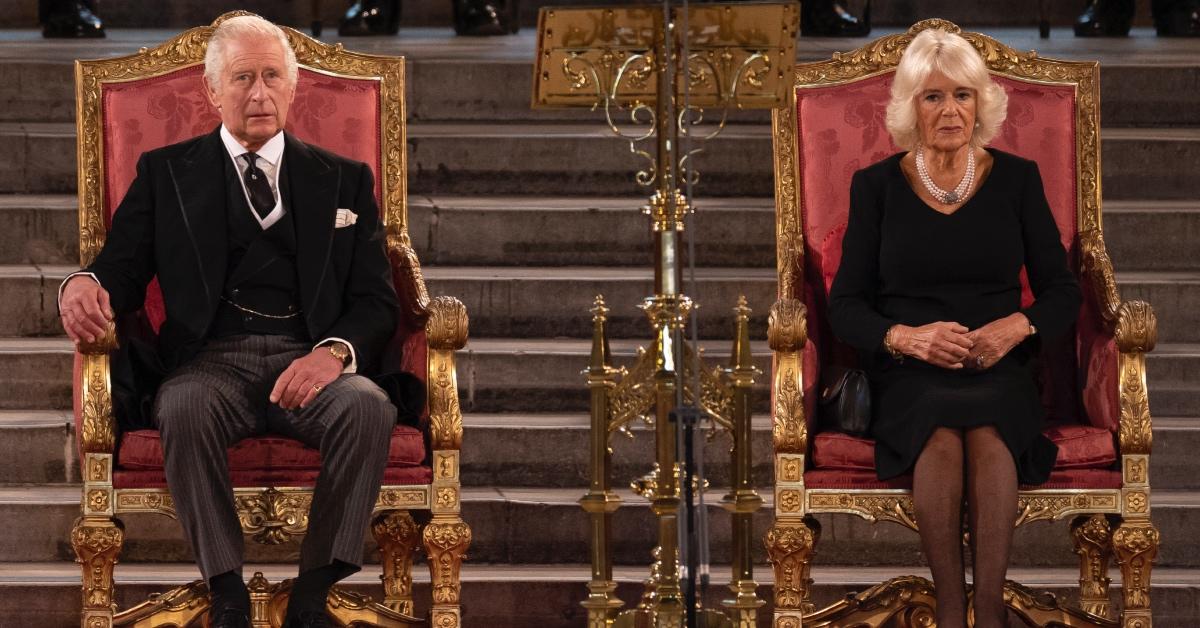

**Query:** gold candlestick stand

left=532, top=4, right=798, bottom=626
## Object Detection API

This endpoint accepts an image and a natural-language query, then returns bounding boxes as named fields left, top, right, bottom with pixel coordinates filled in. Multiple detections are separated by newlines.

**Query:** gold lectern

left=533, top=4, right=798, bottom=626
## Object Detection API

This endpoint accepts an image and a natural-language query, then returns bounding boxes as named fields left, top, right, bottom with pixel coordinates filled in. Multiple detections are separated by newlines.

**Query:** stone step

left=13, top=265, right=1200, bottom=343
left=2, top=484, right=1198, bottom=569
left=0, top=410, right=76, bottom=484
left=8, top=410, right=1200, bottom=490
left=14, top=195, right=1198, bottom=274
left=0, top=195, right=77, bottom=265
left=4, top=561, right=1198, bottom=628
left=2, top=122, right=1198, bottom=199
left=1, top=337, right=1197, bottom=416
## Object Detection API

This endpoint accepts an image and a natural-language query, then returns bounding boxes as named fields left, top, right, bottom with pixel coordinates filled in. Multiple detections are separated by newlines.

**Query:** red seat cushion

left=117, top=425, right=427, bottom=474
left=811, top=424, right=1117, bottom=472
left=804, top=467, right=1121, bottom=491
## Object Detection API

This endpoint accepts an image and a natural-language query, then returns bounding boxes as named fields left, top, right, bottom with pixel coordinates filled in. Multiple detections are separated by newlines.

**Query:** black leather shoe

left=338, top=0, right=401, bottom=36
left=453, top=0, right=519, bottom=36
left=209, top=607, right=251, bottom=628
left=800, top=0, right=870, bottom=37
left=1074, top=0, right=1135, bottom=36
left=1154, top=0, right=1200, bottom=35
left=40, top=0, right=104, bottom=38
left=283, top=609, right=334, bottom=628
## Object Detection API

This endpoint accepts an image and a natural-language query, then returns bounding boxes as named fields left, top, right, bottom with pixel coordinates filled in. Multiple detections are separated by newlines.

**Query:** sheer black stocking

left=965, top=425, right=1018, bottom=628
left=913, top=427, right=967, bottom=628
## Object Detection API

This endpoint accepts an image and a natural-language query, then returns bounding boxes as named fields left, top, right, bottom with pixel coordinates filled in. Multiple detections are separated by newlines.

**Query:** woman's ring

left=974, top=355, right=985, bottom=368
left=312, top=384, right=323, bottom=393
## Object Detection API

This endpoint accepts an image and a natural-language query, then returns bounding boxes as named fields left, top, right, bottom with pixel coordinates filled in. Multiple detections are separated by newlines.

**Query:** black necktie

left=240, top=152, right=275, bottom=222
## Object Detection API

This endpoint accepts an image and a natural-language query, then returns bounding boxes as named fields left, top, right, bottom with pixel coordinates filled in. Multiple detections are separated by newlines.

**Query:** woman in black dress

left=828, top=28, right=1081, bottom=628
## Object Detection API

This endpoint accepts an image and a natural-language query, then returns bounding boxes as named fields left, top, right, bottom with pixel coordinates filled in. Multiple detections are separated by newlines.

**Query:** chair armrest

left=1079, top=228, right=1156, bottom=457
left=387, top=233, right=432, bottom=324
left=426, top=296, right=469, bottom=452
left=769, top=298, right=808, bottom=455
left=76, top=322, right=119, bottom=455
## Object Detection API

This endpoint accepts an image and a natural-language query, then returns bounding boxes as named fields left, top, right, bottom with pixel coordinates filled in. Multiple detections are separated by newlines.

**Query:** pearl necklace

left=916, top=145, right=975, bottom=205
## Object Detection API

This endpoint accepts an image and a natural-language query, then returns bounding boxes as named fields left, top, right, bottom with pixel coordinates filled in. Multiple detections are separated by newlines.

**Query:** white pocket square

left=334, top=208, right=358, bottom=228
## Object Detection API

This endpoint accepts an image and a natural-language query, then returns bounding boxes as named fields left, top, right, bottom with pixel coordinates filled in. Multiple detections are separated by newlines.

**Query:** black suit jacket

left=88, top=128, right=420, bottom=426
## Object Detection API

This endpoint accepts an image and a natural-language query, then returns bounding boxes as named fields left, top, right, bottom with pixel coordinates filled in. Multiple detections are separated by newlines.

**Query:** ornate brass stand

left=534, top=4, right=797, bottom=626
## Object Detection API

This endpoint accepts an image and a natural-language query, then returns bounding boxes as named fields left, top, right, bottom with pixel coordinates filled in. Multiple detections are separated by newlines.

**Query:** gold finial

left=733, top=295, right=751, bottom=321
left=591, top=294, right=610, bottom=321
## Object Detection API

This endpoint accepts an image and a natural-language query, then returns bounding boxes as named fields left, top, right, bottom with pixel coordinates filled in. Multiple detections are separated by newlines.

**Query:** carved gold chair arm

left=1079, top=228, right=1122, bottom=333
left=1115, top=300, right=1157, bottom=355
left=388, top=234, right=433, bottom=324
left=769, top=298, right=809, bottom=455
left=77, top=320, right=118, bottom=455
left=426, top=296, right=468, bottom=452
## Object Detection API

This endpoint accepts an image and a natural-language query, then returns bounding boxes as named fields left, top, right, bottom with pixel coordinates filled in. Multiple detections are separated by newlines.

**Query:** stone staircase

left=0, top=26, right=1198, bottom=627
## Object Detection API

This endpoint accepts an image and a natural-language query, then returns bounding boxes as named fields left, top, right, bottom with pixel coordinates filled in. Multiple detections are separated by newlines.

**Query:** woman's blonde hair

left=885, top=28, right=1008, bottom=150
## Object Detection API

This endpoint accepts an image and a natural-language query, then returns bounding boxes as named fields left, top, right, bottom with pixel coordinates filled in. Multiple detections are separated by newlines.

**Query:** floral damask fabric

left=101, top=64, right=383, bottom=224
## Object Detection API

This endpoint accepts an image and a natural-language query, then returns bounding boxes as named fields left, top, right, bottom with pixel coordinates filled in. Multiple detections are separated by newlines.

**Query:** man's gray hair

left=204, top=15, right=299, bottom=91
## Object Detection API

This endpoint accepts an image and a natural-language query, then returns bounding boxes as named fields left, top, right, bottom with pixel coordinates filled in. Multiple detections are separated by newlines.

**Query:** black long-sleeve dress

left=828, top=148, right=1082, bottom=484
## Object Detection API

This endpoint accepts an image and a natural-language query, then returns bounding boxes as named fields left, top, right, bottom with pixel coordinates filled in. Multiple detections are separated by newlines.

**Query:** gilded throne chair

left=70, top=12, right=470, bottom=628
left=764, top=20, right=1159, bottom=627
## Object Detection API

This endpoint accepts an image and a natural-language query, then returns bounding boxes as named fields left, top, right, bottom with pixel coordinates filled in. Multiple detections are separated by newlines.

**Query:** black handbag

left=817, top=366, right=872, bottom=437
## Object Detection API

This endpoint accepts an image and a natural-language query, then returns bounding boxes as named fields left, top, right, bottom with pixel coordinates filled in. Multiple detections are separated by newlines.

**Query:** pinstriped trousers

left=152, top=334, right=397, bottom=580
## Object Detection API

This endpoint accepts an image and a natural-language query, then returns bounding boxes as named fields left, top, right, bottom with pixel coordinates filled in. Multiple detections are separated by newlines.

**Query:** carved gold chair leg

left=765, top=515, right=820, bottom=624
left=71, top=516, right=125, bottom=628
left=423, top=516, right=472, bottom=627
left=373, top=509, right=422, bottom=617
left=1113, top=519, right=1160, bottom=628
left=1072, top=514, right=1116, bottom=619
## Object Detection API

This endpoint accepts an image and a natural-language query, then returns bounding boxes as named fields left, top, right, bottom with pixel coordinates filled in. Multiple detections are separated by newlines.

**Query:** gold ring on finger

left=312, top=384, right=323, bottom=393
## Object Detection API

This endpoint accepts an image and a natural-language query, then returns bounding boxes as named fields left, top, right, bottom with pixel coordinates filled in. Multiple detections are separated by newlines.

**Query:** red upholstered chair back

left=788, top=68, right=1117, bottom=437
left=99, top=64, right=385, bottom=331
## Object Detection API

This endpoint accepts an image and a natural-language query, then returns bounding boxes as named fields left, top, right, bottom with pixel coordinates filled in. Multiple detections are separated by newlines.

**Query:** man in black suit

left=59, top=15, right=400, bottom=628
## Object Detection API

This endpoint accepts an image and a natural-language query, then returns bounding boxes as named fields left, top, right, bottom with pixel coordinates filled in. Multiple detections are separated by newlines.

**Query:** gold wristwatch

left=323, top=341, right=351, bottom=367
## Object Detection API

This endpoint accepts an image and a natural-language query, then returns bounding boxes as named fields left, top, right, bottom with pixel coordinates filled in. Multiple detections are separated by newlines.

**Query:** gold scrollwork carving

left=435, top=487, right=459, bottom=510
left=71, top=519, right=124, bottom=612
left=388, top=234, right=432, bottom=322
left=804, top=575, right=938, bottom=627
left=772, top=362, right=806, bottom=454
left=1015, top=492, right=1120, bottom=526
left=236, top=488, right=311, bottom=545
left=427, top=296, right=469, bottom=351
left=1080, top=230, right=1121, bottom=328
left=809, top=493, right=919, bottom=530
left=1124, top=457, right=1148, bottom=485
left=80, top=358, right=116, bottom=454
left=87, top=456, right=109, bottom=483
left=1112, top=522, right=1160, bottom=611
left=1116, top=300, right=1157, bottom=354
left=87, top=489, right=111, bottom=513
left=778, top=455, right=803, bottom=483
left=428, top=357, right=464, bottom=452
left=1071, top=514, right=1114, bottom=619
left=765, top=519, right=818, bottom=614
left=1118, top=352, right=1153, bottom=456
left=767, top=299, right=806, bottom=352
left=115, top=491, right=177, bottom=517
left=373, top=510, right=421, bottom=616
left=375, top=488, right=429, bottom=510
left=424, top=520, right=472, bottom=606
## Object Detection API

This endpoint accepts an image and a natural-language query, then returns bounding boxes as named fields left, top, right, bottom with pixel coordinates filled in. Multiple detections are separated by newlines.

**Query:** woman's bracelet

left=883, top=325, right=905, bottom=361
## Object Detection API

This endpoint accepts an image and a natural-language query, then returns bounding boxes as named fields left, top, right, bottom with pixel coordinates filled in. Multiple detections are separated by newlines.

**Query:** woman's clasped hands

left=887, top=313, right=1033, bottom=370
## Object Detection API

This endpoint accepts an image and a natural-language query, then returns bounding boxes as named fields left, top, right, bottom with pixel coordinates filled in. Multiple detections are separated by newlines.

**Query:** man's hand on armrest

left=59, top=275, right=114, bottom=345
